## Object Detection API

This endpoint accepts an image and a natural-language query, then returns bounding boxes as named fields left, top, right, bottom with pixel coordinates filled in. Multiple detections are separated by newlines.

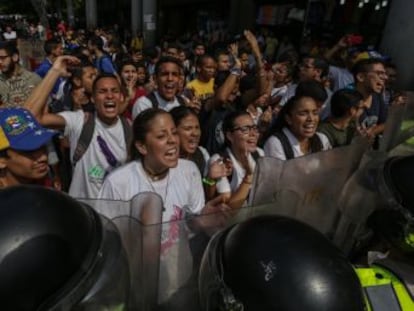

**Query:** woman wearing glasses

left=264, top=95, right=331, bottom=160
left=210, top=110, right=264, bottom=209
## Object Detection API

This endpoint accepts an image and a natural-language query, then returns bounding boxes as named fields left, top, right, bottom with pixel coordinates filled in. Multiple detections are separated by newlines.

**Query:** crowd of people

left=0, top=20, right=405, bottom=198
left=0, top=15, right=413, bottom=310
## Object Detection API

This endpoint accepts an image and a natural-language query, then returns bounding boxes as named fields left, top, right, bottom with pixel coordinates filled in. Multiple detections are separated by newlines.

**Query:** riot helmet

left=199, top=215, right=365, bottom=311
left=0, top=185, right=130, bottom=310
left=369, top=155, right=414, bottom=254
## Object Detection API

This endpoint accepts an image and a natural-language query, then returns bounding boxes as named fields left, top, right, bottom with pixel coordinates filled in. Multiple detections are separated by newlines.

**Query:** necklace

left=142, top=162, right=169, bottom=181
left=142, top=163, right=170, bottom=210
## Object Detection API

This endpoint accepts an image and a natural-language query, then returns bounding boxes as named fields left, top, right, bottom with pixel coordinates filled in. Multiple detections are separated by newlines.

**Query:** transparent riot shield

left=380, top=91, right=414, bottom=154
left=248, top=140, right=368, bottom=237
left=79, top=193, right=163, bottom=310
left=332, top=93, right=414, bottom=256
left=331, top=151, right=390, bottom=255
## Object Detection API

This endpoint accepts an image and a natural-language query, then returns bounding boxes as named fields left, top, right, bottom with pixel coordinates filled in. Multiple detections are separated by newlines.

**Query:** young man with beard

left=132, top=56, right=184, bottom=119
left=25, top=55, right=131, bottom=199
left=0, top=42, right=41, bottom=108
left=0, top=108, right=56, bottom=189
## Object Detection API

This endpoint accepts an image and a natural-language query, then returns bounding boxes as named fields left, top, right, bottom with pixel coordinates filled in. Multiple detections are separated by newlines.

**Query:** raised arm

left=214, top=43, right=241, bottom=107
left=324, top=36, right=348, bottom=62
left=244, top=30, right=268, bottom=95
left=25, top=55, right=79, bottom=129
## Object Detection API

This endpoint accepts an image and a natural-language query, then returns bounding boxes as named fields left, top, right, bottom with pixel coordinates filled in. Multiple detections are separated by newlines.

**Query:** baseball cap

left=0, top=108, right=56, bottom=151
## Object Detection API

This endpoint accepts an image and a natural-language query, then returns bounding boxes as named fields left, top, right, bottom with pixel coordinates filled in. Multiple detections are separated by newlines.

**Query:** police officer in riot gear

left=0, top=185, right=130, bottom=310
left=199, top=215, right=366, bottom=311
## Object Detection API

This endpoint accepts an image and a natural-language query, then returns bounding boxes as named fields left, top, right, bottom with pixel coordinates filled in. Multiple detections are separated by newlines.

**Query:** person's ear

left=72, top=77, right=82, bottom=88
left=314, top=68, right=322, bottom=79
left=0, top=156, right=7, bottom=169
left=11, top=53, right=19, bottom=64
left=225, top=130, right=234, bottom=145
left=285, top=114, right=292, bottom=126
left=135, top=141, right=147, bottom=156
left=356, top=72, right=365, bottom=83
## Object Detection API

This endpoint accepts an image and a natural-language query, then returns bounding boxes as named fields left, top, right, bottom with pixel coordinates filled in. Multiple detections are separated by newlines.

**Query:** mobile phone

left=347, top=34, right=363, bottom=46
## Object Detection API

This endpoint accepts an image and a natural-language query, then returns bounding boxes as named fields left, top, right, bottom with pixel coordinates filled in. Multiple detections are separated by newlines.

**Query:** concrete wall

left=380, top=0, right=414, bottom=91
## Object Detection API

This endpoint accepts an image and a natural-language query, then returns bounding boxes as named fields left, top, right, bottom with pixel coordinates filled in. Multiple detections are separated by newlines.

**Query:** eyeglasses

left=368, top=70, right=388, bottom=78
left=0, top=55, right=10, bottom=60
left=231, top=125, right=259, bottom=134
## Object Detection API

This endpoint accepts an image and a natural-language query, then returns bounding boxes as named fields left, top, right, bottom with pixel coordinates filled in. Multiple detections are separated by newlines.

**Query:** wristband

left=230, top=67, right=242, bottom=76
left=202, top=177, right=217, bottom=186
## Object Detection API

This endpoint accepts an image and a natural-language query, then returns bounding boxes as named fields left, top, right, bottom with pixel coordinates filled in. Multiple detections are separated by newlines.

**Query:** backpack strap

left=218, top=148, right=233, bottom=183
left=120, top=116, right=132, bottom=149
left=72, top=113, right=132, bottom=166
left=251, top=150, right=260, bottom=161
left=72, top=112, right=95, bottom=166
left=146, top=92, right=159, bottom=109
left=273, top=131, right=294, bottom=160
left=146, top=92, right=185, bottom=109
left=176, top=95, right=186, bottom=106
left=192, top=147, right=207, bottom=176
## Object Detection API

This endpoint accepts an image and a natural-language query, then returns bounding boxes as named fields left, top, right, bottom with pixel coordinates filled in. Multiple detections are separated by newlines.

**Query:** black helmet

left=0, top=185, right=129, bottom=310
left=368, top=155, right=414, bottom=254
left=199, top=215, right=365, bottom=311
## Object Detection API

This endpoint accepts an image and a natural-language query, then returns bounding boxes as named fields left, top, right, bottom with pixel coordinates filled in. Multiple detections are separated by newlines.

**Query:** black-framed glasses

left=368, top=70, right=388, bottom=78
left=231, top=125, right=259, bottom=134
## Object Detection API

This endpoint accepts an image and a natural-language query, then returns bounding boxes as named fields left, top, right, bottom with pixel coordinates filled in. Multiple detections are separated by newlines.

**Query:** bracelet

left=202, top=177, right=217, bottom=186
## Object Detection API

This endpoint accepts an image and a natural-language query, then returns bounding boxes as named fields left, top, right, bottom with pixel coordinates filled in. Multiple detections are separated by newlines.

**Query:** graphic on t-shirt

left=160, top=205, right=183, bottom=255
left=88, top=164, right=105, bottom=185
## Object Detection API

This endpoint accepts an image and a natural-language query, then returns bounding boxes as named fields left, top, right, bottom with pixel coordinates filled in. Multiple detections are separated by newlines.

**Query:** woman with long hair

left=264, top=95, right=331, bottom=160
left=99, top=108, right=226, bottom=221
left=170, top=106, right=232, bottom=199
left=210, top=110, right=264, bottom=209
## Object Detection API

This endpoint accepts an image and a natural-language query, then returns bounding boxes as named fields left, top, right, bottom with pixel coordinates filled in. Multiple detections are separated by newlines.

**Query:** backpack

left=146, top=91, right=186, bottom=108
left=273, top=131, right=322, bottom=160
left=72, top=113, right=132, bottom=166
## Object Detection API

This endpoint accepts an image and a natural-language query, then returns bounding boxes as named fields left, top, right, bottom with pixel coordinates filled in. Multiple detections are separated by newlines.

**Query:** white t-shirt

left=264, top=127, right=331, bottom=160
left=59, top=110, right=128, bottom=199
left=98, top=159, right=205, bottom=222
left=100, top=159, right=205, bottom=303
left=132, top=91, right=181, bottom=119
left=210, top=147, right=264, bottom=194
